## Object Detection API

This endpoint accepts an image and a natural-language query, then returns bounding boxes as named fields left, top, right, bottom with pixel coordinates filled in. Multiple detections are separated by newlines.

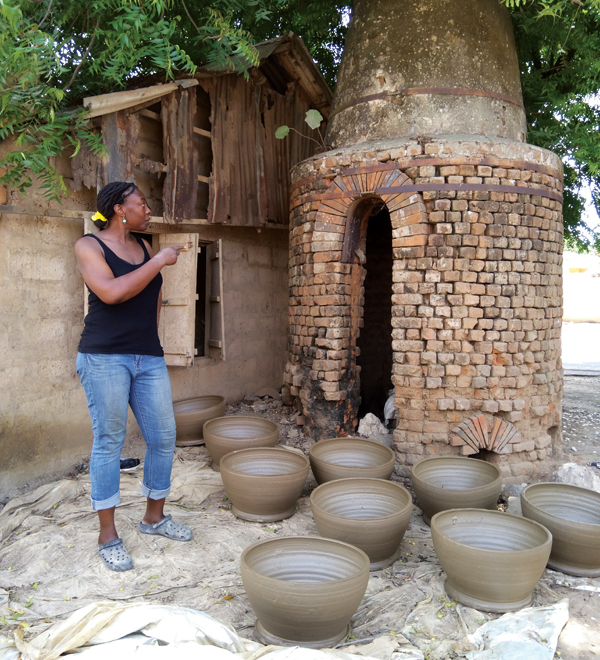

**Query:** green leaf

left=305, top=109, right=323, bottom=130
left=275, top=125, right=290, bottom=139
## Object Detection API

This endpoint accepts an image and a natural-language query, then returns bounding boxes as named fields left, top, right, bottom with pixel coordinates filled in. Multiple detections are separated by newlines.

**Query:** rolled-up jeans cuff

left=91, top=491, right=121, bottom=511
left=141, top=483, right=171, bottom=500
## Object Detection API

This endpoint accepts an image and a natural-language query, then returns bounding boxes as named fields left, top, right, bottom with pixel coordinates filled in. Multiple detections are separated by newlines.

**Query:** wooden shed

left=74, top=33, right=332, bottom=367
left=79, top=33, right=331, bottom=227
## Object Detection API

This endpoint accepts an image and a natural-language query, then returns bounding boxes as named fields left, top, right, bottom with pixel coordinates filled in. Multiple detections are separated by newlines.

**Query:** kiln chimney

left=326, top=0, right=527, bottom=147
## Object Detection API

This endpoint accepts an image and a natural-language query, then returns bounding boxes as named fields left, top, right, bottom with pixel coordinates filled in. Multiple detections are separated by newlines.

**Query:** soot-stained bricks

left=283, top=137, right=563, bottom=482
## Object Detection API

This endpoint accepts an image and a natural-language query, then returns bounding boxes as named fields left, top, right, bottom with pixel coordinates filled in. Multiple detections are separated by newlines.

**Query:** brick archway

left=287, top=168, right=430, bottom=435
left=313, top=169, right=430, bottom=256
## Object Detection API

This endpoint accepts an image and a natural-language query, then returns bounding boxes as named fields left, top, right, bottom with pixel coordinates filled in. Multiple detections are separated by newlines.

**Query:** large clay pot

left=240, top=536, right=370, bottom=647
left=310, top=478, right=413, bottom=570
left=411, top=456, right=502, bottom=525
left=220, top=447, right=310, bottom=522
left=203, top=416, right=279, bottom=468
left=521, top=482, right=600, bottom=577
left=309, top=438, right=395, bottom=484
left=431, top=508, right=552, bottom=612
left=173, top=395, right=226, bottom=446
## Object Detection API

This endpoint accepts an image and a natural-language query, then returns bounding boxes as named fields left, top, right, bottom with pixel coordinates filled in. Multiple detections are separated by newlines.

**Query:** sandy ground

left=1, top=386, right=598, bottom=660
left=562, top=376, right=600, bottom=464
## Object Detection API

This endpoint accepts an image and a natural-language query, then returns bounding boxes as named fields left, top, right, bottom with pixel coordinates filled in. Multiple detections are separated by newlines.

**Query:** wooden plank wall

left=202, top=75, right=265, bottom=226
left=92, top=70, right=325, bottom=227
left=161, top=86, right=199, bottom=222
left=201, top=75, right=325, bottom=227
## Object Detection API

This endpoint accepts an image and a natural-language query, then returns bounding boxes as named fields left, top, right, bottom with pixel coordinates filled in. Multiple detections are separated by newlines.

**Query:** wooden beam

left=0, top=206, right=289, bottom=229
left=193, top=126, right=211, bottom=139
left=137, top=157, right=167, bottom=174
left=139, top=108, right=161, bottom=122
left=197, top=175, right=210, bottom=185
left=84, top=79, right=198, bottom=118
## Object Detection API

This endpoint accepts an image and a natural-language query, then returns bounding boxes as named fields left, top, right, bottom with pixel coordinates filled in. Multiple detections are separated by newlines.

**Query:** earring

left=122, top=217, right=127, bottom=224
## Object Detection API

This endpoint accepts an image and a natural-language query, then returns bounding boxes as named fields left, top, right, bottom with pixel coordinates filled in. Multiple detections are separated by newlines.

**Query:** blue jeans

left=76, top=353, right=176, bottom=511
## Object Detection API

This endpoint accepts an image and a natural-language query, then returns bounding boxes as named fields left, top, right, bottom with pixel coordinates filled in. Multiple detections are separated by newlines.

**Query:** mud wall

left=0, top=208, right=288, bottom=499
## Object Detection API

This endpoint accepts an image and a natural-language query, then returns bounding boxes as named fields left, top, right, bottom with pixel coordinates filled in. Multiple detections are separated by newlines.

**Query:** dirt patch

left=562, top=376, right=600, bottom=466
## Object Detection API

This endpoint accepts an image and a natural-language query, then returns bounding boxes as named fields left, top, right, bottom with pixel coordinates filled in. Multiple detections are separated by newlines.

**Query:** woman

left=75, top=181, right=190, bottom=572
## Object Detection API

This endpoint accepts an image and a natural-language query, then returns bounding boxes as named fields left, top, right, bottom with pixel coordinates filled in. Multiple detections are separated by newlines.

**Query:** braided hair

left=93, top=182, right=138, bottom=228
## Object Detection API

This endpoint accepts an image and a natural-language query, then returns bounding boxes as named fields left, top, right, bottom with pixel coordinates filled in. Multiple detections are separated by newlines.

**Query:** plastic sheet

left=0, top=449, right=597, bottom=658
left=465, top=599, right=569, bottom=660
left=0, top=481, right=84, bottom=542
left=4, top=602, right=424, bottom=660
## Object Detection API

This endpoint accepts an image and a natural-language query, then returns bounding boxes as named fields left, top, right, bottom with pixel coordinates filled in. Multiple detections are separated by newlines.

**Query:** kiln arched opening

left=356, top=204, right=393, bottom=421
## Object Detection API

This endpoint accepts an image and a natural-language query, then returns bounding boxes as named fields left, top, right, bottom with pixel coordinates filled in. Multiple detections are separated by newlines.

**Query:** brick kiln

left=283, top=0, right=563, bottom=481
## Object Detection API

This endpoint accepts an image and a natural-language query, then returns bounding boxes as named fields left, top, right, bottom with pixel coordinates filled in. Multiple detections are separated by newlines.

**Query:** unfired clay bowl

left=173, top=395, right=226, bottom=446
left=411, top=456, right=502, bottom=525
left=431, top=508, right=552, bottom=612
left=521, top=482, right=600, bottom=577
left=203, top=416, right=279, bottom=469
left=220, top=447, right=310, bottom=522
left=240, top=536, right=370, bottom=647
left=310, top=478, right=413, bottom=570
left=309, top=438, right=395, bottom=484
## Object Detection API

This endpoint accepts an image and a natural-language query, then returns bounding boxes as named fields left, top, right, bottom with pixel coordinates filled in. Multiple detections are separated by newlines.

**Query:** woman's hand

left=155, top=246, right=185, bottom=266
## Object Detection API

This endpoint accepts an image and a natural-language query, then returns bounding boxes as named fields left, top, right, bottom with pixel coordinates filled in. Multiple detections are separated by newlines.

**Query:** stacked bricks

left=283, top=137, right=564, bottom=482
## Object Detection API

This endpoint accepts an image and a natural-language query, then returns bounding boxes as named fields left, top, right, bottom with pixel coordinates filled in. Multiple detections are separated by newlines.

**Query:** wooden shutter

left=206, top=239, right=226, bottom=360
left=158, top=233, right=198, bottom=366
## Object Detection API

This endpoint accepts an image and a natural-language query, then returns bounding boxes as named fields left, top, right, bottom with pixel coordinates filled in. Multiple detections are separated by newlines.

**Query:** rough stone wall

left=284, top=136, right=563, bottom=481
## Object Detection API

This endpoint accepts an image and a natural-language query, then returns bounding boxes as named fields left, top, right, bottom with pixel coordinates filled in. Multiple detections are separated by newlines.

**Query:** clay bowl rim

left=310, top=478, right=413, bottom=523
left=411, top=456, right=503, bottom=492
left=431, top=508, right=552, bottom=557
left=240, top=535, right=371, bottom=586
left=521, top=482, right=600, bottom=531
left=173, top=394, right=226, bottom=407
left=220, top=447, right=310, bottom=478
left=203, top=415, right=279, bottom=437
left=309, top=438, right=396, bottom=467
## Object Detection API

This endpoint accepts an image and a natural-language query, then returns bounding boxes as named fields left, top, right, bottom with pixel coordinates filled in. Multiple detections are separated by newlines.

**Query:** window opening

left=195, top=245, right=207, bottom=356
left=356, top=205, right=393, bottom=421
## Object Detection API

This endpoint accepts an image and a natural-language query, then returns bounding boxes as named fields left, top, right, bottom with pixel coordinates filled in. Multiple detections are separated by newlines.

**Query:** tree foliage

left=507, top=0, right=600, bottom=251
left=0, top=0, right=270, bottom=198
left=1, top=0, right=600, bottom=250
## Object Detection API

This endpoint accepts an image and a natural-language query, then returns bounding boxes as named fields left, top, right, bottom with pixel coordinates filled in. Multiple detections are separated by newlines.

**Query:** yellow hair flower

left=91, top=211, right=108, bottom=223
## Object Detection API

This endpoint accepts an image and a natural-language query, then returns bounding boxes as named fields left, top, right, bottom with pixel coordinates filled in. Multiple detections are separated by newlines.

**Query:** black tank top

left=78, top=234, right=164, bottom=356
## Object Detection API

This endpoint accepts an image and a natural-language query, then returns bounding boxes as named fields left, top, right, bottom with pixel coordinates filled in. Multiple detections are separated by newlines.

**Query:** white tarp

left=465, top=600, right=569, bottom=660
left=0, top=447, right=596, bottom=658
left=3, top=601, right=423, bottom=660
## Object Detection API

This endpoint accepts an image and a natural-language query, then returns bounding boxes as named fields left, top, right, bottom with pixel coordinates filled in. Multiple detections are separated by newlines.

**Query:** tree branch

left=62, top=18, right=100, bottom=92
left=181, top=0, right=199, bottom=31
left=38, top=0, right=54, bottom=29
